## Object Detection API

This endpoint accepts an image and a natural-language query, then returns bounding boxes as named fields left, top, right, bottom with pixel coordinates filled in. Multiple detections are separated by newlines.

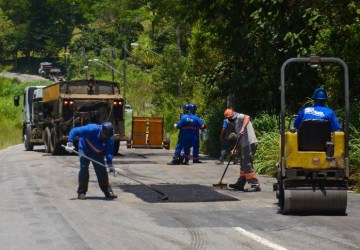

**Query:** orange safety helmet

left=224, top=108, right=234, bottom=118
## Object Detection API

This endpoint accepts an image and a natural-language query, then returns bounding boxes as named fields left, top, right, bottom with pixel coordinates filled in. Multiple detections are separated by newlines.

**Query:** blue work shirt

left=176, top=113, right=204, bottom=133
left=294, top=104, right=341, bottom=132
left=68, top=124, right=114, bottom=165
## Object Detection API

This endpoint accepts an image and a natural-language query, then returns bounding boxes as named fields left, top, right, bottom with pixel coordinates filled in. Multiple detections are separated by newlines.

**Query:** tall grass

left=252, top=113, right=279, bottom=176
left=0, top=77, right=47, bottom=150
left=349, top=124, right=360, bottom=191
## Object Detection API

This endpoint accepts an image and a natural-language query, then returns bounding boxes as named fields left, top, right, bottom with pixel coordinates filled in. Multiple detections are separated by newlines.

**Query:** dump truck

left=273, top=56, right=349, bottom=214
left=14, top=79, right=126, bottom=155
left=39, top=62, right=65, bottom=82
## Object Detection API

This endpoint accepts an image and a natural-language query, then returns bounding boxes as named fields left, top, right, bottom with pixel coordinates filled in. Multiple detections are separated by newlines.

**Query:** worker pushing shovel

left=66, top=122, right=118, bottom=200
left=227, top=109, right=261, bottom=192
left=213, top=109, right=261, bottom=192
left=64, top=122, right=168, bottom=201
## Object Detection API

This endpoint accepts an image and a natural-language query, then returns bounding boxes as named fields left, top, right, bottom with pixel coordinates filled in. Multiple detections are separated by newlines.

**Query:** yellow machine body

left=284, top=131, right=345, bottom=169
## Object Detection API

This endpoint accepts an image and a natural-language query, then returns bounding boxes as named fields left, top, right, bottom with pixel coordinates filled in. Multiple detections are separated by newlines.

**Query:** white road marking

left=233, top=227, right=288, bottom=250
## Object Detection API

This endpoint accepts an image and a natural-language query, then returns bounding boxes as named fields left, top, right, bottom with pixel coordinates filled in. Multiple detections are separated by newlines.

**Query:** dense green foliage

left=0, top=77, right=47, bottom=148
left=1, top=0, right=360, bottom=190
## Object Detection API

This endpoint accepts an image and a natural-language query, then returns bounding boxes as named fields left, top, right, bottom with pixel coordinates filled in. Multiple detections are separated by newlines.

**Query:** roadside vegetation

left=0, top=77, right=44, bottom=148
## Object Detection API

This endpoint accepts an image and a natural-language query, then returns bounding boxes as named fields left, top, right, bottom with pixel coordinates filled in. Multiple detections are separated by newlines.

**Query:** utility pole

left=123, top=41, right=127, bottom=103
left=82, top=48, right=88, bottom=79
left=111, top=47, right=115, bottom=82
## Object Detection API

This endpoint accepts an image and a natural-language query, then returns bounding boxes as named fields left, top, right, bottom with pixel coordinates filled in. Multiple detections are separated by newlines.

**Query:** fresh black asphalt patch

left=117, top=184, right=239, bottom=203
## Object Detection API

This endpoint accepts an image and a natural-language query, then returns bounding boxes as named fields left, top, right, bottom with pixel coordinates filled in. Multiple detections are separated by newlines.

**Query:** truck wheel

left=163, top=133, right=170, bottom=150
left=50, top=127, right=61, bottom=155
left=44, top=127, right=51, bottom=153
left=24, top=125, right=34, bottom=151
left=126, top=132, right=132, bottom=148
left=113, top=141, right=120, bottom=155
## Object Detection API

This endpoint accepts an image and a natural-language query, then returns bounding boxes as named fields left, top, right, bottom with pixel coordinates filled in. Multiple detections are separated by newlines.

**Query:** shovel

left=212, top=154, right=234, bottom=189
left=213, top=134, right=242, bottom=189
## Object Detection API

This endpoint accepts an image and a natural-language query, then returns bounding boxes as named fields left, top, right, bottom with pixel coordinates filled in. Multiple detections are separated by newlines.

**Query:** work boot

left=167, top=159, right=181, bottom=165
left=183, top=157, right=190, bottom=165
left=215, top=161, right=224, bottom=165
left=167, top=157, right=182, bottom=165
left=245, top=184, right=261, bottom=192
left=105, top=191, right=118, bottom=199
left=78, top=193, right=86, bottom=200
left=193, top=159, right=203, bottom=163
left=229, top=178, right=246, bottom=191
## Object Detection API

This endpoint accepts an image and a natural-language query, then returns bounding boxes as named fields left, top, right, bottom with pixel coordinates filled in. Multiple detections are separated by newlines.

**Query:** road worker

left=294, top=88, right=341, bottom=132
left=216, top=108, right=239, bottom=165
left=168, top=104, right=203, bottom=165
left=65, top=122, right=117, bottom=200
left=188, top=104, right=206, bottom=163
left=225, top=109, right=261, bottom=192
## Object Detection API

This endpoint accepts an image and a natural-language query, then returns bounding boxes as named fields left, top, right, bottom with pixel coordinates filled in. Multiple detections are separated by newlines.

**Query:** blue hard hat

left=312, top=88, right=327, bottom=101
left=101, top=122, right=114, bottom=138
left=189, top=104, right=197, bottom=113
left=183, top=104, right=190, bottom=111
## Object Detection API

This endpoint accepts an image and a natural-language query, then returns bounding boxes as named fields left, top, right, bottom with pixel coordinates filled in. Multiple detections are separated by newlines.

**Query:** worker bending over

left=66, top=122, right=117, bottom=200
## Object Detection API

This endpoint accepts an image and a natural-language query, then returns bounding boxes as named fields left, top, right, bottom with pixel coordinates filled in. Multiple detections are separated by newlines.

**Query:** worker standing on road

left=65, top=122, right=118, bottom=200
left=168, top=104, right=203, bottom=165
left=225, top=109, right=261, bottom=192
left=216, top=109, right=239, bottom=165
left=189, top=104, right=206, bottom=163
left=294, top=88, right=341, bottom=131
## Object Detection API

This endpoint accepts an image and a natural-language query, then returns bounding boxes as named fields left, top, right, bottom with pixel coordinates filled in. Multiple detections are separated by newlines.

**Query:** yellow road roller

left=273, top=56, right=349, bottom=214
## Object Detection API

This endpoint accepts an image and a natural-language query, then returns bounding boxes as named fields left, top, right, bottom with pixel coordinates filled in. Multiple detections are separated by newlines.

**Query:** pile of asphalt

left=117, top=184, right=238, bottom=203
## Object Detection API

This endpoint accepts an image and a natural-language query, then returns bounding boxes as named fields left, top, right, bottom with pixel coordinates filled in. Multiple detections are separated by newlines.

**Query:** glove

left=65, top=142, right=75, bottom=153
left=108, top=165, right=116, bottom=177
left=174, top=123, right=177, bottom=128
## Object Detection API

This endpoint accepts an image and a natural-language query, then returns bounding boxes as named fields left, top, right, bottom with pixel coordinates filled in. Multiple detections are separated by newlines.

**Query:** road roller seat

left=298, top=119, right=331, bottom=151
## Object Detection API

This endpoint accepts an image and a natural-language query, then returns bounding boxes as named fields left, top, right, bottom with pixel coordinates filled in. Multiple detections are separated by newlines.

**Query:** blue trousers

left=174, top=132, right=193, bottom=158
left=77, top=148, right=112, bottom=195
left=192, top=131, right=200, bottom=159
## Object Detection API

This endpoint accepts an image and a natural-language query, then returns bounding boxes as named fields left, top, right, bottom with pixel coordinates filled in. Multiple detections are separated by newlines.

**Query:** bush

left=349, top=124, right=360, bottom=191
left=252, top=113, right=279, bottom=176
left=0, top=77, right=48, bottom=149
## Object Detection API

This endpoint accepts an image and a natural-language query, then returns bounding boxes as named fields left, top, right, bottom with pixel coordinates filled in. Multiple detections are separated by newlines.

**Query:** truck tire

left=163, top=133, right=170, bottom=150
left=24, top=125, right=34, bottom=151
left=50, top=127, right=62, bottom=155
left=126, top=132, right=132, bottom=148
left=44, top=127, right=51, bottom=153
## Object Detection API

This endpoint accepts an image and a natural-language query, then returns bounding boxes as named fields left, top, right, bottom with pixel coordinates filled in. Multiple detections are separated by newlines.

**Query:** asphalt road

left=1, top=143, right=359, bottom=250
left=0, top=72, right=46, bottom=82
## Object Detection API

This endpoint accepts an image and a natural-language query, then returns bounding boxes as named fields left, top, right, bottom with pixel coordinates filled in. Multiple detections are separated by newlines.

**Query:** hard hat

left=183, top=104, right=190, bottom=111
left=101, top=122, right=114, bottom=138
left=224, top=108, right=234, bottom=118
left=189, top=104, right=197, bottom=113
left=312, top=88, right=327, bottom=101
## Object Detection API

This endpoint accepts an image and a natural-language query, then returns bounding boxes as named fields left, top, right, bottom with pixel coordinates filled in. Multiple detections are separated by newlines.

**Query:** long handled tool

left=212, top=154, right=234, bottom=189
left=213, top=134, right=242, bottom=189
left=62, top=145, right=169, bottom=200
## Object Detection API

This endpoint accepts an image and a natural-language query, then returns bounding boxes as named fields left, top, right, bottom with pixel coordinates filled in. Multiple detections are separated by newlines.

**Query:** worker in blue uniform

left=294, top=88, right=341, bottom=132
left=168, top=104, right=204, bottom=165
left=65, top=122, right=117, bottom=200
left=188, top=104, right=206, bottom=163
